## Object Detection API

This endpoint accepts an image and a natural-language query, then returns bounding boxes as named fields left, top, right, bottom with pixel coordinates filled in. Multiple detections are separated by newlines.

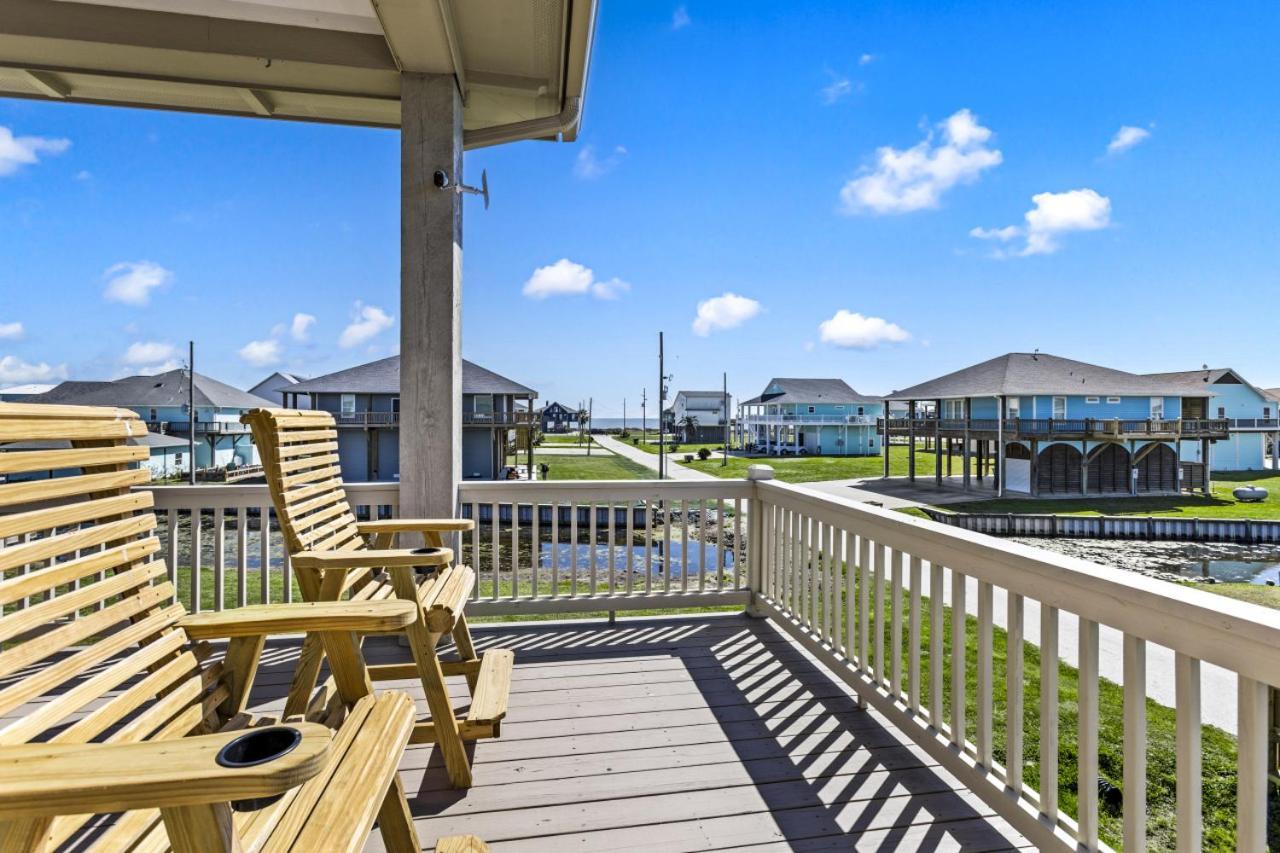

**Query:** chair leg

left=283, top=632, right=327, bottom=719
left=376, top=773, right=421, bottom=853
left=450, top=611, right=480, bottom=693
left=0, top=818, right=53, bottom=853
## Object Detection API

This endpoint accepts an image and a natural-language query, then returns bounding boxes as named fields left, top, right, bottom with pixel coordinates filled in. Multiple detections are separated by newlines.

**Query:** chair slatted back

left=242, top=409, right=369, bottom=598
left=0, top=404, right=229, bottom=743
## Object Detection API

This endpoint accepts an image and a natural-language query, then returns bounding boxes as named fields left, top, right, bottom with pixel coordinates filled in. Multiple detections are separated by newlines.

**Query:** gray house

left=248, top=371, right=308, bottom=407
left=538, top=401, right=580, bottom=434
left=27, top=369, right=273, bottom=470
left=284, top=356, right=536, bottom=481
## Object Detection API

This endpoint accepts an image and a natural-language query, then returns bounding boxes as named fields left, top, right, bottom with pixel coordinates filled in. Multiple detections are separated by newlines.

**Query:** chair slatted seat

left=0, top=402, right=422, bottom=853
left=244, top=407, right=513, bottom=789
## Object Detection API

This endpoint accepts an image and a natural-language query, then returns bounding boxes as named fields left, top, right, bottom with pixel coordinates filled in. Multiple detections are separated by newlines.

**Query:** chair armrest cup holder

left=215, top=726, right=303, bottom=812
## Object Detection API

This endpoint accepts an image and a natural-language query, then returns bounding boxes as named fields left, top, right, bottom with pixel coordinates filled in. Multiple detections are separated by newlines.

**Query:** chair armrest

left=290, top=547, right=453, bottom=572
left=356, top=518, right=474, bottom=535
left=0, top=724, right=332, bottom=818
left=179, top=601, right=416, bottom=639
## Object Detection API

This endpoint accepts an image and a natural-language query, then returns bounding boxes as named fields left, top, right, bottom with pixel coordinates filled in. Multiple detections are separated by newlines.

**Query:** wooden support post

left=977, top=439, right=984, bottom=483
left=1030, top=439, right=1039, bottom=496
left=1202, top=438, right=1212, bottom=495
left=400, top=72, right=463, bottom=525
left=882, top=412, right=890, bottom=477
left=934, top=407, right=942, bottom=487
left=962, top=398, right=971, bottom=490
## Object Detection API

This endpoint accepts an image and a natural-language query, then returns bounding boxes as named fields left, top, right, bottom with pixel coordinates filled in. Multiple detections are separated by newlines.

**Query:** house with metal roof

left=884, top=352, right=1229, bottom=497
left=739, top=379, right=883, bottom=457
left=668, top=390, right=732, bottom=443
left=28, top=369, right=273, bottom=471
left=1142, top=368, right=1279, bottom=472
left=285, top=356, right=536, bottom=481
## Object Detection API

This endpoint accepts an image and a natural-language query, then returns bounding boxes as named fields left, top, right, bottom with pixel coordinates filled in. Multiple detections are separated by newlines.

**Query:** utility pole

left=587, top=397, right=593, bottom=456
left=187, top=341, right=196, bottom=486
left=722, top=371, right=729, bottom=467
left=641, top=388, right=647, bottom=446
left=658, top=332, right=666, bottom=480
left=623, top=397, right=627, bottom=434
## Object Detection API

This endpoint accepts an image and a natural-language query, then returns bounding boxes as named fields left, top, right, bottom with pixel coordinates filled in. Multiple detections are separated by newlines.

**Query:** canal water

left=1012, top=536, right=1280, bottom=584
left=538, top=542, right=733, bottom=577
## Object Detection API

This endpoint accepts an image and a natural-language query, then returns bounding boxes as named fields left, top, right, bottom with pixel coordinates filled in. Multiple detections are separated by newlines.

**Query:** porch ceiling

left=0, top=0, right=595, bottom=140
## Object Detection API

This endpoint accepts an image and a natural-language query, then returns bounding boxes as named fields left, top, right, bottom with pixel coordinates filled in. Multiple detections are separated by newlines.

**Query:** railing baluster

left=490, top=502, right=500, bottom=600
left=1006, top=592, right=1024, bottom=793
left=644, top=498, right=653, bottom=594
left=908, top=554, right=922, bottom=713
left=213, top=507, right=225, bottom=612
left=811, top=520, right=822, bottom=635
left=733, top=497, right=742, bottom=591
left=976, top=580, right=993, bottom=768
left=1039, top=604, right=1059, bottom=818
left=1237, top=675, right=1268, bottom=852
left=891, top=548, right=903, bottom=697
left=470, top=502, right=481, bottom=600
left=550, top=501, right=560, bottom=598
left=258, top=505, right=270, bottom=604
left=680, top=499, right=689, bottom=594
left=949, top=569, right=965, bottom=743
left=858, top=535, right=870, bottom=675
left=588, top=500, right=598, bottom=596
left=166, top=508, right=179, bottom=605
left=697, top=498, right=706, bottom=592
left=189, top=508, right=201, bottom=613
left=531, top=498, right=540, bottom=600
left=282, top=550, right=293, bottom=603
left=831, top=527, right=843, bottom=651
left=1077, top=618, right=1099, bottom=848
left=873, top=542, right=885, bottom=686
left=929, top=562, right=943, bottom=728
left=662, top=498, right=672, bottom=594
left=789, top=510, right=799, bottom=615
left=236, top=507, right=248, bottom=608
left=1175, top=652, right=1202, bottom=852
left=844, top=530, right=855, bottom=659
left=1123, top=633, right=1147, bottom=849
left=510, top=501, right=519, bottom=601
left=607, top=501, right=616, bottom=596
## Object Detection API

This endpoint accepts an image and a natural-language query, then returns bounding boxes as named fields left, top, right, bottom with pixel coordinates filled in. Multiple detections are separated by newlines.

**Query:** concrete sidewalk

left=593, top=434, right=718, bottom=481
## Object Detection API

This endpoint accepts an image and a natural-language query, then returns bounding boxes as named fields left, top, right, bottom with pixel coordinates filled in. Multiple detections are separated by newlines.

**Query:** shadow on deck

left=236, top=614, right=1028, bottom=852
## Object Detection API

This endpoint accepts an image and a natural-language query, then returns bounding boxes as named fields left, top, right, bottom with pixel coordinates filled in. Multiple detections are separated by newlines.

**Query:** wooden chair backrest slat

left=0, top=403, right=220, bottom=757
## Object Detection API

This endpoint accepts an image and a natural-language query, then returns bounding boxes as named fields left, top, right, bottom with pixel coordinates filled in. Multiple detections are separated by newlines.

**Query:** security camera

left=432, top=169, right=451, bottom=189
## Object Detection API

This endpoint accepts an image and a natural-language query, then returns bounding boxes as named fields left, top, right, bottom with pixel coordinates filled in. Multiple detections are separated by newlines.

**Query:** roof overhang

left=0, top=0, right=596, bottom=145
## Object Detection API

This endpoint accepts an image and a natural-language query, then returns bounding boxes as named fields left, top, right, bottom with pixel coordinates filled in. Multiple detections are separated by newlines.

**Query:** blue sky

left=1, top=1, right=1277, bottom=414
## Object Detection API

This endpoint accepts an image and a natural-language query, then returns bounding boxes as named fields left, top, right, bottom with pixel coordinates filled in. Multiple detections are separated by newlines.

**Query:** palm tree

left=677, top=414, right=700, bottom=442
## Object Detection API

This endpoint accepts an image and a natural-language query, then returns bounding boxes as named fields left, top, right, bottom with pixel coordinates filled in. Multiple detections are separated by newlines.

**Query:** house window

left=474, top=395, right=493, bottom=415
left=1106, top=396, right=1121, bottom=404
left=807, top=406, right=816, bottom=414
left=1085, top=396, right=1099, bottom=404
left=1150, top=397, right=1164, bottom=419
left=1266, top=407, right=1272, bottom=419
left=1218, top=406, right=1226, bottom=418
left=391, top=397, right=400, bottom=414
left=149, top=408, right=157, bottom=421
left=1052, top=397, right=1066, bottom=419
left=340, top=394, right=356, bottom=416
left=1006, top=398, right=1020, bottom=419
left=857, top=406, right=865, bottom=416
left=175, top=453, right=183, bottom=465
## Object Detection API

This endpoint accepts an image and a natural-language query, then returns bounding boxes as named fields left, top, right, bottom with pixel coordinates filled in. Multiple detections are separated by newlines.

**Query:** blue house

left=1143, top=368, right=1280, bottom=472
left=283, top=356, right=536, bottom=482
left=885, top=352, right=1229, bottom=496
left=28, top=369, right=270, bottom=472
left=739, top=378, right=883, bottom=456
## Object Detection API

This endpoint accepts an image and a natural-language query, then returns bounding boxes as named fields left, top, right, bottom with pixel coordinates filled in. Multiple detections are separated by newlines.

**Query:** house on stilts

left=880, top=352, right=1229, bottom=497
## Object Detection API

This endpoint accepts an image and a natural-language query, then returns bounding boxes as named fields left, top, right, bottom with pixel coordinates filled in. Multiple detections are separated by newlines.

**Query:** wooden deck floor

left=245, top=613, right=1028, bottom=852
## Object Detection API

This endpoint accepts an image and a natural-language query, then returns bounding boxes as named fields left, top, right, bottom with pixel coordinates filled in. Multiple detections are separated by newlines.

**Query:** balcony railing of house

left=461, top=410, right=535, bottom=426
left=880, top=416, right=1230, bottom=439
left=139, top=473, right=1279, bottom=851
left=334, top=410, right=401, bottom=426
left=745, top=414, right=876, bottom=426
left=145, top=420, right=252, bottom=435
left=1228, top=417, right=1280, bottom=431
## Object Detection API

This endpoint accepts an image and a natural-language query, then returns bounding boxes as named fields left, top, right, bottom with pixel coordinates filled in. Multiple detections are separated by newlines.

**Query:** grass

left=537, top=453, right=653, bottom=481
left=799, top=568, right=1243, bottom=849
left=1191, top=581, right=1280, bottom=609
left=539, top=433, right=593, bottom=445
left=946, top=469, right=1280, bottom=519
left=630, top=440, right=723, bottom=456
left=681, top=445, right=939, bottom=483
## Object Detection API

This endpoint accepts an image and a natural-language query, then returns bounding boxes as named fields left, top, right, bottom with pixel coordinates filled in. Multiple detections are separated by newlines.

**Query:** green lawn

left=1192, top=581, right=1280, bottom=610
left=681, top=445, right=939, bottom=483
left=539, top=433, right=593, bottom=446
left=538, top=453, right=653, bottom=481
left=629, top=440, right=723, bottom=455
left=949, top=469, right=1280, bottom=519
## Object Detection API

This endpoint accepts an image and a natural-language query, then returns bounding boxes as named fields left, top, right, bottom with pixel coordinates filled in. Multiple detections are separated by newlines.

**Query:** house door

left=1052, top=397, right=1066, bottom=420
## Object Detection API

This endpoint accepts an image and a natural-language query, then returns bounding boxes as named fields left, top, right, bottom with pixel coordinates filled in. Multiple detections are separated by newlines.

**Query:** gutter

left=463, top=96, right=582, bottom=150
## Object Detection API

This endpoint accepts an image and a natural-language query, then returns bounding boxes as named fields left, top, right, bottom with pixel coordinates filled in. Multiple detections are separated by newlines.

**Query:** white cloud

left=591, top=277, right=631, bottom=300
left=859, top=53, right=876, bottom=66
left=1107, top=125, right=1151, bottom=156
left=103, top=261, right=172, bottom=306
left=671, top=5, right=690, bottom=29
left=820, top=72, right=854, bottom=105
left=0, top=126, right=70, bottom=177
left=133, top=359, right=181, bottom=377
left=290, top=312, right=316, bottom=342
left=574, top=144, right=627, bottom=179
left=522, top=258, right=630, bottom=301
left=692, top=293, right=762, bottom=336
left=339, top=302, right=394, bottom=349
left=971, top=188, right=1111, bottom=256
left=818, top=310, right=910, bottom=349
left=122, top=341, right=176, bottom=365
left=839, top=108, right=1003, bottom=215
left=239, top=338, right=283, bottom=367
left=0, top=321, right=24, bottom=341
left=0, top=355, right=67, bottom=383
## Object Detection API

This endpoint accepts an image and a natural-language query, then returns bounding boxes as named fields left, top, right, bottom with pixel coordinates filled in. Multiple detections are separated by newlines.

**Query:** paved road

left=593, top=434, right=718, bottom=481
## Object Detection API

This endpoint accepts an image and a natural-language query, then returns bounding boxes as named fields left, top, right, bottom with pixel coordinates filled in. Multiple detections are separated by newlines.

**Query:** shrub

left=684, top=454, right=694, bottom=463
left=697, top=447, right=711, bottom=461
left=632, top=437, right=640, bottom=445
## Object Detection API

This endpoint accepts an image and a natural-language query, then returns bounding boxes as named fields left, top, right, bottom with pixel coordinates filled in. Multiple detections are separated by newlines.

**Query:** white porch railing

left=137, top=473, right=1280, bottom=850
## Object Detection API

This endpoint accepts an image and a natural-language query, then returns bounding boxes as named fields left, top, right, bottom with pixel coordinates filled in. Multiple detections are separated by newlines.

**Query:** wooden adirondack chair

left=242, top=408, right=513, bottom=789
left=0, top=402, right=423, bottom=852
